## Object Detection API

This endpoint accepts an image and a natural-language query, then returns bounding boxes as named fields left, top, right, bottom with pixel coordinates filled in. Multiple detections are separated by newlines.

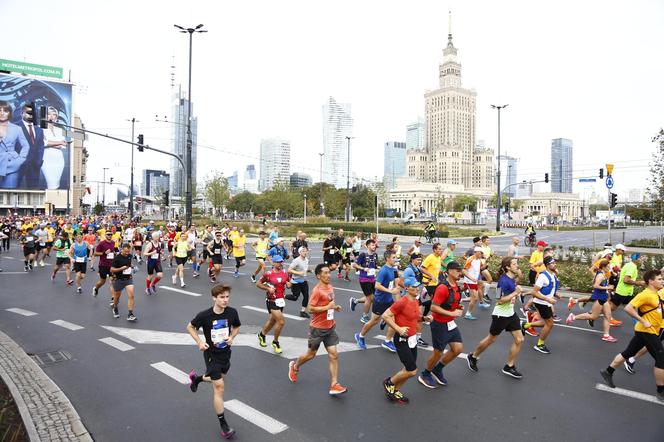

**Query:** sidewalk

left=0, top=330, right=92, bottom=442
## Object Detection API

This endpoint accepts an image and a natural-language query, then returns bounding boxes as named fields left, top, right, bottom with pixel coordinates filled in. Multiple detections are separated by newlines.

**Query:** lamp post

left=491, top=104, right=508, bottom=232
left=102, top=167, right=109, bottom=207
left=175, top=24, right=207, bottom=227
left=303, top=194, right=307, bottom=223
left=126, top=117, right=138, bottom=219
left=319, top=152, right=325, bottom=216
left=345, top=136, right=353, bottom=222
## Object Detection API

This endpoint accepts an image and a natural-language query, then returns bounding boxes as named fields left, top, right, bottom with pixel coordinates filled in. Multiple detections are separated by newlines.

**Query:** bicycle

left=423, top=230, right=439, bottom=244
left=524, top=234, right=536, bottom=248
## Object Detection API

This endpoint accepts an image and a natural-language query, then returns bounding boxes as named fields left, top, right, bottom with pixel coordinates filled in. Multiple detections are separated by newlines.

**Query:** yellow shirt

left=421, top=253, right=442, bottom=286
left=228, top=230, right=239, bottom=242
left=112, top=232, right=122, bottom=248
left=255, top=238, right=269, bottom=258
left=630, top=287, right=664, bottom=335
left=97, top=228, right=106, bottom=238
left=46, top=227, right=55, bottom=242
left=529, top=250, right=545, bottom=273
left=480, top=245, right=492, bottom=259
left=232, top=235, right=246, bottom=257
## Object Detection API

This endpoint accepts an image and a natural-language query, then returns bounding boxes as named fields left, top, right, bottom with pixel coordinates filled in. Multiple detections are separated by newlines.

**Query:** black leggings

left=2, top=238, right=9, bottom=250
left=291, top=281, right=310, bottom=308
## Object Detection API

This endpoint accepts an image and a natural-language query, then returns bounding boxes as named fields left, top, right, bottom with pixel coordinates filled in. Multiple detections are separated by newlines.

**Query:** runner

left=231, top=228, right=247, bottom=278
left=69, top=232, right=89, bottom=294
left=268, top=225, right=280, bottom=248
left=257, top=255, right=290, bottom=354
left=406, top=239, right=422, bottom=257
left=349, top=239, right=379, bottom=324
left=268, top=238, right=290, bottom=262
left=322, top=231, right=339, bottom=272
left=196, top=225, right=214, bottom=278
left=354, top=251, right=401, bottom=353
left=608, top=253, right=645, bottom=320
left=479, top=235, right=494, bottom=304
left=19, top=226, right=37, bottom=272
left=507, top=236, right=520, bottom=258
left=251, top=231, right=269, bottom=283
left=422, top=243, right=443, bottom=316
left=339, top=237, right=354, bottom=281
left=187, top=284, right=240, bottom=439
left=173, top=233, right=191, bottom=288
left=92, top=231, right=117, bottom=297
left=463, top=247, right=487, bottom=320
left=287, top=247, right=311, bottom=318
left=83, top=227, right=97, bottom=271
left=600, top=269, right=664, bottom=402
left=291, top=231, right=308, bottom=260
left=528, top=240, right=547, bottom=285
left=418, top=260, right=465, bottom=389
left=288, top=263, right=347, bottom=395
left=522, top=256, right=559, bottom=354
left=403, top=253, right=432, bottom=347
left=34, top=224, right=48, bottom=267
left=110, top=243, right=137, bottom=321
left=50, top=232, right=73, bottom=283
left=334, top=229, right=345, bottom=279
left=166, top=224, right=178, bottom=267
left=440, top=240, right=457, bottom=275
left=207, top=230, right=226, bottom=284
left=566, top=259, right=617, bottom=342
left=466, top=257, right=525, bottom=378
left=143, top=232, right=164, bottom=295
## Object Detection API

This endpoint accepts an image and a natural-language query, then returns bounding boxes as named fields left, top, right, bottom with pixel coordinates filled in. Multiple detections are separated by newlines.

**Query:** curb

left=0, top=330, right=93, bottom=441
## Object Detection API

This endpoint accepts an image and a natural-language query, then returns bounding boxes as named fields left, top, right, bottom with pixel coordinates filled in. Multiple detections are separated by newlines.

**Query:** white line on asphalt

left=332, top=286, right=363, bottom=294
left=224, top=399, right=289, bottom=434
left=99, top=337, right=135, bottom=352
left=220, top=269, right=247, bottom=276
left=5, top=308, right=38, bottom=316
left=372, top=334, right=468, bottom=358
left=160, top=286, right=203, bottom=297
left=241, top=305, right=306, bottom=321
left=3, top=256, right=15, bottom=259
left=0, top=271, right=28, bottom=274
left=49, top=320, right=84, bottom=331
left=150, top=362, right=190, bottom=384
left=595, top=383, right=664, bottom=406
left=554, top=323, right=602, bottom=334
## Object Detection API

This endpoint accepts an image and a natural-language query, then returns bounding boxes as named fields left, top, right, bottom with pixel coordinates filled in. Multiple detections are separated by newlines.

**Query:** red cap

left=536, top=240, right=548, bottom=247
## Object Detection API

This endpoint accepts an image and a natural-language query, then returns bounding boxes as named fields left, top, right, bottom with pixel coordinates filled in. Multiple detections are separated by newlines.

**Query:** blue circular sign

left=605, top=176, right=614, bottom=189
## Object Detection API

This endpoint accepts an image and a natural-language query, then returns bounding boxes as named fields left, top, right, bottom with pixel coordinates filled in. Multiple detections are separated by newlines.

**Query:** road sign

left=606, top=163, right=614, bottom=176
left=579, top=178, right=597, bottom=183
left=606, top=176, right=614, bottom=189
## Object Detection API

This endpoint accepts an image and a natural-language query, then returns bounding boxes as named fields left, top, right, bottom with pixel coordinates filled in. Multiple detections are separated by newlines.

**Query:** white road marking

left=49, top=320, right=84, bottom=331
left=3, top=256, right=15, bottom=259
left=242, top=305, right=306, bottom=321
left=99, top=337, right=135, bottom=352
left=331, top=286, right=363, bottom=294
left=160, top=286, right=202, bottom=297
left=5, top=308, right=37, bottom=316
left=595, top=383, right=664, bottom=406
left=224, top=399, right=288, bottom=434
left=554, top=323, right=602, bottom=334
left=150, top=361, right=190, bottom=384
left=0, top=271, right=29, bottom=275
left=372, top=334, right=468, bottom=358
left=220, top=269, right=247, bottom=276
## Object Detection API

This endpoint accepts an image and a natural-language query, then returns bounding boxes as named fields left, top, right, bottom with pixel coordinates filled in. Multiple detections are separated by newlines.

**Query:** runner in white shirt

left=462, top=247, right=488, bottom=320
left=522, top=256, right=559, bottom=354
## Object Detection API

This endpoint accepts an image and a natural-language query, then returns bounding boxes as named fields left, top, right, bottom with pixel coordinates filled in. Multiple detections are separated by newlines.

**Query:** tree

left=648, top=129, right=664, bottom=221
left=227, top=191, right=257, bottom=214
left=204, top=172, right=230, bottom=217
left=93, top=202, right=104, bottom=215
left=488, top=192, right=499, bottom=208
left=452, top=195, right=477, bottom=212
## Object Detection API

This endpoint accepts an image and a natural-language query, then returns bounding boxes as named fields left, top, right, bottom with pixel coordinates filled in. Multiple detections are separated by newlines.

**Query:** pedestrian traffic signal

left=504, top=201, right=510, bottom=211
left=610, top=192, right=618, bottom=208
left=599, top=168, right=604, bottom=179
left=110, top=177, right=114, bottom=184
left=544, top=173, right=549, bottom=183
left=39, top=105, right=48, bottom=129
left=137, top=134, right=144, bottom=152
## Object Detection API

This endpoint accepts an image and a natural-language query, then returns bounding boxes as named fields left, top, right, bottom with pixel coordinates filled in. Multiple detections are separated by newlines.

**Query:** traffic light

left=610, top=192, right=618, bottom=208
left=110, top=177, right=114, bottom=184
left=504, top=201, right=510, bottom=211
left=163, top=189, right=170, bottom=205
left=599, top=168, right=604, bottom=179
left=137, top=134, right=144, bottom=152
left=39, top=105, right=48, bottom=129
left=544, top=173, right=549, bottom=183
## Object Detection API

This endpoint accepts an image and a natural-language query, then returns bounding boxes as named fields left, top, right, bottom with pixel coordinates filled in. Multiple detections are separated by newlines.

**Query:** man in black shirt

left=322, top=231, right=339, bottom=272
left=291, top=231, right=309, bottom=259
left=187, top=284, right=241, bottom=440
left=110, top=243, right=137, bottom=321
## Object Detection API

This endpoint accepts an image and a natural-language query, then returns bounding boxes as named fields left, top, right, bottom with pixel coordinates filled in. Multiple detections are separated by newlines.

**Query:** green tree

left=228, top=191, right=258, bottom=214
left=648, top=129, right=664, bottom=221
left=452, top=195, right=478, bottom=212
left=204, top=172, right=230, bottom=216
left=93, top=202, right=104, bottom=215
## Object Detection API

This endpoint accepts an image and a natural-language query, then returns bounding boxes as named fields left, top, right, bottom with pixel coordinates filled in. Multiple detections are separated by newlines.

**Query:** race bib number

left=134, top=241, right=142, bottom=246
left=326, top=309, right=334, bottom=320
left=151, top=254, right=159, bottom=260
left=106, top=252, right=114, bottom=259
left=330, top=249, right=337, bottom=254
left=277, top=277, right=282, bottom=283
left=25, top=236, right=33, bottom=242
left=367, top=268, right=376, bottom=277
left=407, top=334, right=418, bottom=348
left=275, top=298, right=286, bottom=308
left=388, top=281, right=394, bottom=291
left=39, top=242, right=45, bottom=246
left=122, top=268, right=132, bottom=275
left=211, top=319, right=229, bottom=348
left=75, top=256, right=85, bottom=263
left=447, top=320, right=457, bottom=331
left=214, top=249, right=221, bottom=254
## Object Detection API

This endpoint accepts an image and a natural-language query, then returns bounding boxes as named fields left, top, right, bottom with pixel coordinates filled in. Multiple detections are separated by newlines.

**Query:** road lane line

left=160, top=286, right=203, bottom=297
left=372, top=335, right=467, bottom=358
left=150, top=362, right=190, bottom=384
left=331, top=286, right=363, bottom=294
left=554, top=323, right=602, bottom=334
left=50, top=320, right=84, bottom=331
left=3, top=256, right=15, bottom=259
left=99, top=337, right=135, bottom=352
left=0, top=272, right=29, bottom=275
left=595, top=383, right=664, bottom=406
left=224, top=399, right=289, bottom=434
left=5, top=308, right=38, bottom=316
left=241, top=305, right=306, bottom=321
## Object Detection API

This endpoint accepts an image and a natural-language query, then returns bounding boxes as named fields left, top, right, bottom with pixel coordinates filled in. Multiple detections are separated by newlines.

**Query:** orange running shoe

left=610, top=319, right=622, bottom=326
left=567, top=298, right=578, bottom=311
left=329, top=383, right=348, bottom=396
left=288, top=361, right=298, bottom=383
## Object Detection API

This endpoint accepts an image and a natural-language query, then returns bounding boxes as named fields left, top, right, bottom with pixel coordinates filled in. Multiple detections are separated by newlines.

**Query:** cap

left=630, top=253, right=642, bottom=261
left=615, top=244, right=626, bottom=251
left=474, top=246, right=483, bottom=252
left=543, top=256, right=556, bottom=266
left=404, top=278, right=422, bottom=287
left=601, top=249, right=613, bottom=257
left=447, top=239, right=457, bottom=246
left=276, top=237, right=284, bottom=242
left=410, top=253, right=422, bottom=260
left=271, top=255, right=284, bottom=263
left=536, top=240, right=548, bottom=247
left=447, top=261, right=462, bottom=271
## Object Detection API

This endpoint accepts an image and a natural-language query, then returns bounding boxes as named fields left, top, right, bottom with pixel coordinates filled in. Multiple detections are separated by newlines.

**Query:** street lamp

left=174, top=23, right=207, bottom=227
left=491, top=104, right=508, bottom=232
left=126, top=118, right=138, bottom=219
left=102, top=167, right=109, bottom=207
left=345, top=136, right=354, bottom=222
left=319, top=152, right=325, bottom=216
left=303, top=194, right=307, bottom=224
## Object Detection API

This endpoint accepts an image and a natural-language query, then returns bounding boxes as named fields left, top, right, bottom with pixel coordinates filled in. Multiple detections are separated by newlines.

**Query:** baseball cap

left=630, top=253, right=642, bottom=261
left=615, top=244, right=626, bottom=251
left=601, top=249, right=613, bottom=257
left=447, top=239, right=457, bottom=246
left=271, top=255, right=284, bottom=263
left=474, top=246, right=483, bottom=252
left=543, top=256, right=556, bottom=266
left=404, top=278, right=422, bottom=287
left=447, top=261, right=462, bottom=271
left=410, top=253, right=422, bottom=260
left=536, top=240, right=548, bottom=247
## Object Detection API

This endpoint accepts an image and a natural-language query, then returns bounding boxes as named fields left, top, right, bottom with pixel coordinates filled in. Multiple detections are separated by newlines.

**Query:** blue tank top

left=591, top=271, right=609, bottom=299
left=73, top=241, right=88, bottom=263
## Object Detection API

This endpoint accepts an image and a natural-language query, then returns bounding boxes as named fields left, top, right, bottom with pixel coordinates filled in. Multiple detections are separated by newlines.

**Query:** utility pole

left=345, top=136, right=353, bottom=222
left=491, top=104, right=508, bottom=232
left=127, top=117, right=137, bottom=219
left=319, top=152, right=325, bottom=216
left=102, top=167, right=109, bottom=207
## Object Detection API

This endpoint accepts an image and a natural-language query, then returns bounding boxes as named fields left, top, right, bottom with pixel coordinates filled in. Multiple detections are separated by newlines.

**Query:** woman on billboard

left=42, top=106, right=67, bottom=189
left=0, top=101, right=30, bottom=189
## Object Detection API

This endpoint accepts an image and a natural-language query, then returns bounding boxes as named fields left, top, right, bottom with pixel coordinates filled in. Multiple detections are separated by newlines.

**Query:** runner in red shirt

left=382, top=277, right=431, bottom=403
left=288, top=263, right=347, bottom=395
left=256, top=255, right=291, bottom=354
left=166, top=226, right=177, bottom=267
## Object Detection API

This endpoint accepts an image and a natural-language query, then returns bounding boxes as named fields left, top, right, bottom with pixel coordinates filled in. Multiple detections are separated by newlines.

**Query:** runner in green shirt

left=611, top=253, right=645, bottom=311
left=51, top=232, right=73, bottom=284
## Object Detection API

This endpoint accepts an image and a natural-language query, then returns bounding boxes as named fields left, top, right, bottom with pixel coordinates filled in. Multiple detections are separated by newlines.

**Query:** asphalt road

left=1, top=244, right=663, bottom=442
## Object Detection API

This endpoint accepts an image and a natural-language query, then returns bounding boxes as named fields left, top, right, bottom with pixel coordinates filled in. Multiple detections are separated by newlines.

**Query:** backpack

left=637, top=297, right=664, bottom=317
left=436, top=279, right=460, bottom=311
left=539, top=271, right=558, bottom=297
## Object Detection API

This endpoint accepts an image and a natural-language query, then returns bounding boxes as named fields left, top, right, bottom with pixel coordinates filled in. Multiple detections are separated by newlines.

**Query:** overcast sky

left=3, top=0, right=663, bottom=202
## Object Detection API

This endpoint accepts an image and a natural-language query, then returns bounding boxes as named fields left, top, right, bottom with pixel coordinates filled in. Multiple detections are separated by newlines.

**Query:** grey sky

left=3, top=0, right=663, bottom=201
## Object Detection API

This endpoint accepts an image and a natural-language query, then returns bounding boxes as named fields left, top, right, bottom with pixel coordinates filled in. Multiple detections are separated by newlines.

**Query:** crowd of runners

left=2, top=214, right=662, bottom=439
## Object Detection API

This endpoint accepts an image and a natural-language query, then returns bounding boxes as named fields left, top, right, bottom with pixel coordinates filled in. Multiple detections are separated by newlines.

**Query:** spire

left=447, top=10, right=454, bottom=49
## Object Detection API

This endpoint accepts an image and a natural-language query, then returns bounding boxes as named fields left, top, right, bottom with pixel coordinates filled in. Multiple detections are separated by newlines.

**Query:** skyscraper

left=227, top=171, right=239, bottom=191
left=243, top=165, right=258, bottom=193
left=383, top=141, right=407, bottom=190
left=497, top=155, right=518, bottom=197
left=322, top=97, right=353, bottom=188
left=406, top=118, right=426, bottom=150
left=551, top=138, right=573, bottom=193
left=141, top=169, right=170, bottom=197
left=170, top=86, right=198, bottom=198
left=259, top=138, right=291, bottom=191
left=290, top=172, right=312, bottom=188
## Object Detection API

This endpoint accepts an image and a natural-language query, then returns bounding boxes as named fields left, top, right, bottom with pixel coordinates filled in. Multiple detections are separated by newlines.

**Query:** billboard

left=0, top=73, right=72, bottom=190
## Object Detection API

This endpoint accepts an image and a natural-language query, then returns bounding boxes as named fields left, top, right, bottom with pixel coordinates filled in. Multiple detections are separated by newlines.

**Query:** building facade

left=383, top=141, right=407, bottom=190
left=141, top=169, right=170, bottom=197
left=170, top=86, right=198, bottom=198
left=406, top=117, right=426, bottom=150
left=518, top=192, right=582, bottom=221
left=243, top=164, right=258, bottom=193
left=498, top=155, right=518, bottom=196
left=551, top=138, right=573, bottom=193
left=259, top=138, right=291, bottom=191
left=322, top=97, right=353, bottom=188
left=290, top=172, right=312, bottom=188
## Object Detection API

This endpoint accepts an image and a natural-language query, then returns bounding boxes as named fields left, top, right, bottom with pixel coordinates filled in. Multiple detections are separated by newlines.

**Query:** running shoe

left=354, top=333, right=366, bottom=350
left=181, top=282, right=186, bottom=288
left=28, top=264, right=33, bottom=270
left=464, top=313, right=477, bottom=320
left=383, top=377, right=396, bottom=400
left=192, top=272, right=199, bottom=278
left=299, top=311, right=310, bottom=319
left=360, top=314, right=370, bottom=324
left=329, top=383, right=347, bottom=395
left=250, top=275, right=256, bottom=283
left=233, top=271, right=239, bottom=278
left=272, top=341, right=282, bottom=354
left=89, top=266, right=94, bottom=271
left=349, top=297, right=358, bottom=312
left=416, top=337, right=429, bottom=348
left=344, top=276, right=351, bottom=282
left=288, top=361, right=298, bottom=383
left=92, top=287, right=98, bottom=297
left=127, top=313, right=137, bottom=322
left=587, top=319, right=595, bottom=328
left=610, top=319, right=622, bottom=326
left=257, top=332, right=267, bottom=347
left=151, top=285, right=158, bottom=294
left=483, top=294, right=491, bottom=303
left=337, top=273, right=343, bottom=279
left=188, top=370, right=199, bottom=392
left=210, top=277, right=216, bottom=284
left=478, top=302, right=490, bottom=310
left=623, top=359, right=636, bottom=374
left=25, top=266, right=29, bottom=272
left=567, top=297, right=578, bottom=310
left=552, top=314, right=561, bottom=323
left=393, top=390, right=409, bottom=404
left=39, top=260, right=45, bottom=267
left=145, top=288, right=151, bottom=296
left=502, top=365, right=523, bottom=379
left=520, top=307, right=529, bottom=318
left=417, top=371, right=438, bottom=389
left=565, top=312, right=575, bottom=325
left=220, top=427, right=235, bottom=440
left=601, top=335, right=618, bottom=343
left=466, top=354, right=479, bottom=372
left=533, top=343, right=551, bottom=354
left=76, top=287, right=82, bottom=294
left=430, top=365, right=447, bottom=385
left=379, top=320, right=386, bottom=330
left=66, top=279, right=74, bottom=285
left=600, top=369, right=615, bottom=388
left=381, top=340, right=397, bottom=353
left=112, top=306, right=120, bottom=319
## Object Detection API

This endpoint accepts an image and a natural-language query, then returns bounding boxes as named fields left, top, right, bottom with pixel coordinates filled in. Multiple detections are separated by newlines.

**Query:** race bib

left=135, top=241, right=142, bottom=246
left=388, top=281, right=394, bottom=291
left=75, top=256, right=85, bottom=263
left=25, top=236, right=33, bottom=242
left=330, top=249, right=337, bottom=254
left=106, top=252, right=114, bottom=259
left=275, top=298, right=286, bottom=308
left=39, top=242, right=45, bottom=246
left=277, top=277, right=282, bottom=283
left=326, top=309, right=334, bottom=320
left=214, top=249, right=221, bottom=254
left=367, top=268, right=376, bottom=277
left=447, top=320, right=457, bottom=331
left=211, top=319, right=229, bottom=348
left=122, top=268, right=132, bottom=275
left=151, top=253, right=159, bottom=260
left=407, top=334, right=418, bottom=348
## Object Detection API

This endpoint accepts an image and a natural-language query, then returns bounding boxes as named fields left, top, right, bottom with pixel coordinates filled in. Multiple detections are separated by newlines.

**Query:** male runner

left=19, top=227, right=37, bottom=272
left=51, top=232, right=73, bottom=284
left=195, top=225, right=214, bottom=278
left=231, top=228, right=246, bottom=278
left=143, top=232, right=164, bottom=295
left=69, top=232, right=89, bottom=294
left=287, top=247, right=311, bottom=318
left=463, top=247, right=487, bottom=320
left=322, top=231, right=339, bottom=273
left=256, top=255, right=291, bottom=354
left=251, top=231, right=269, bottom=283
left=207, top=230, right=226, bottom=283
left=93, top=231, right=117, bottom=297
left=349, top=239, right=378, bottom=324
left=110, top=243, right=137, bottom=321
left=522, top=256, right=559, bottom=354
left=479, top=235, right=494, bottom=303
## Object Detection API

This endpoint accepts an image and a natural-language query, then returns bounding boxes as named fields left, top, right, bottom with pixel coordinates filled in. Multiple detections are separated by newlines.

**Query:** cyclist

left=524, top=223, right=536, bottom=245
left=424, top=222, right=437, bottom=242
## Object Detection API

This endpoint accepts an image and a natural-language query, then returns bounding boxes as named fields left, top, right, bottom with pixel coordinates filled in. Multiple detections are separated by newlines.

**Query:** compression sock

left=606, top=366, right=615, bottom=374
left=537, top=339, right=545, bottom=346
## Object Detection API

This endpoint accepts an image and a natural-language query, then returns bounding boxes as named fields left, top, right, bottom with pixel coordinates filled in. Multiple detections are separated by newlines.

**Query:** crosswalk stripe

left=5, top=308, right=38, bottom=316
left=595, top=383, right=664, bottom=406
left=50, top=320, right=84, bottom=331
left=242, top=305, right=306, bottom=321
left=160, top=286, right=203, bottom=297
left=224, top=399, right=289, bottom=434
left=99, top=337, right=135, bottom=352
left=150, top=361, right=190, bottom=384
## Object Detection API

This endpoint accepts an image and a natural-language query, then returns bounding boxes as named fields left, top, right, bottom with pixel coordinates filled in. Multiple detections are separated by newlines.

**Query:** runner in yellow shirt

left=251, top=231, right=270, bottom=283
left=232, top=228, right=247, bottom=278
